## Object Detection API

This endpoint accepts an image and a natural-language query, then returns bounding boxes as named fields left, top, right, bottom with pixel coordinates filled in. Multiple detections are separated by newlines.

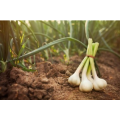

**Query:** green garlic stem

left=88, top=38, right=93, bottom=55
left=93, top=42, right=99, bottom=56
left=75, top=39, right=90, bottom=74
left=75, top=56, right=88, bottom=74
left=88, top=43, right=99, bottom=76
left=75, top=39, right=99, bottom=75
left=82, top=58, right=90, bottom=79
left=89, top=58, right=98, bottom=78
left=87, top=65, right=94, bottom=83
left=87, top=64, right=91, bottom=76
left=88, top=41, right=99, bottom=79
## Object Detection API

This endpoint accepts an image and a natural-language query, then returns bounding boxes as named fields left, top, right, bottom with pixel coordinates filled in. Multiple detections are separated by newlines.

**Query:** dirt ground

left=0, top=52, right=120, bottom=100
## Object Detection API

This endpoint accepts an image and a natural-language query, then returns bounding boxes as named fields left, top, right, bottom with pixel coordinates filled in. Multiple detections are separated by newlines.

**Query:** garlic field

left=0, top=20, right=120, bottom=100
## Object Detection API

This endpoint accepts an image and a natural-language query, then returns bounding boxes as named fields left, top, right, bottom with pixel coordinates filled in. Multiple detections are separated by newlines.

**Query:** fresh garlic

left=79, top=77, right=93, bottom=92
left=89, top=58, right=107, bottom=90
left=87, top=67, right=104, bottom=91
left=68, top=57, right=88, bottom=86
left=88, top=39, right=107, bottom=90
left=68, top=39, right=92, bottom=87
left=79, top=58, right=93, bottom=92
left=94, top=76, right=107, bottom=89
left=68, top=72, right=80, bottom=86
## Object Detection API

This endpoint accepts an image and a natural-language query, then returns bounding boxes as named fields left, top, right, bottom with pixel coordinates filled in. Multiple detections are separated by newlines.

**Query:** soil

left=0, top=52, right=120, bottom=100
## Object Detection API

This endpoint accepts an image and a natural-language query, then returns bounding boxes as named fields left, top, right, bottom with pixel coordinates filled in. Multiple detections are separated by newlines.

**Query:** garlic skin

left=79, top=76, right=93, bottom=92
left=87, top=74, right=107, bottom=91
left=68, top=73, right=80, bottom=86
left=68, top=57, right=88, bottom=87
left=87, top=74, right=103, bottom=91
left=94, top=77, right=107, bottom=89
left=79, top=58, right=93, bottom=92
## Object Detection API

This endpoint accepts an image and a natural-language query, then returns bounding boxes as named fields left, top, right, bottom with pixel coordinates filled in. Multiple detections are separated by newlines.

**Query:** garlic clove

left=87, top=75, right=103, bottom=91
left=102, top=79, right=107, bottom=87
left=93, top=82, right=103, bottom=91
left=95, top=78, right=107, bottom=89
left=79, top=78, right=93, bottom=92
left=68, top=73, right=80, bottom=86
left=87, top=75, right=93, bottom=83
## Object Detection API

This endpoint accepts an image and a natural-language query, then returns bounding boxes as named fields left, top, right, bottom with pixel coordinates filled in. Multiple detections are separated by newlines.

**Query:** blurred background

left=0, top=20, right=120, bottom=72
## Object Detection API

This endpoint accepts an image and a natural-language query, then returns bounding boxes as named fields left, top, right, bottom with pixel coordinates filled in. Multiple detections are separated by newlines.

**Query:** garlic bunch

left=68, top=38, right=107, bottom=92
left=68, top=72, right=80, bottom=86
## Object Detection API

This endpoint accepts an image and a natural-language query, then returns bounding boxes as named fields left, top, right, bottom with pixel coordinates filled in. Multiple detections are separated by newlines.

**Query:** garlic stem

left=75, top=56, right=88, bottom=74
left=88, top=39, right=99, bottom=79
left=75, top=40, right=90, bottom=74
left=90, top=58, right=98, bottom=78
left=87, top=43, right=99, bottom=81
left=87, top=65, right=93, bottom=82
left=82, top=58, right=90, bottom=79
left=93, top=43, right=99, bottom=56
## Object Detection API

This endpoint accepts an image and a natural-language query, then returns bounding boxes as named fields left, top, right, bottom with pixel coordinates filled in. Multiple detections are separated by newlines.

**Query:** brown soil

left=0, top=52, right=120, bottom=100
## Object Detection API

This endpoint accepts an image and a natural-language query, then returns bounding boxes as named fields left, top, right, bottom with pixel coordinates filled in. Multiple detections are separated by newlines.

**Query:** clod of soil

left=0, top=52, right=120, bottom=100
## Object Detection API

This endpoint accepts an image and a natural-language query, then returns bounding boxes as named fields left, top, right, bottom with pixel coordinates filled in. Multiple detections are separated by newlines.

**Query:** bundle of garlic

left=68, top=38, right=107, bottom=92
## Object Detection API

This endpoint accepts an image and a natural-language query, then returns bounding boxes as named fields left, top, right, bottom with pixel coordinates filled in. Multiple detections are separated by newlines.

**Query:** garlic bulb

left=89, top=62, right=107, bottom=90
left=68, top=57, right=88, bottom=86
left=68, top=72, right=80, bottom=86
left=87, top=73, right=103, bottom=91
left=87, top=64, right=107, bottom=91
left=79, top=77, right=93, bottom=92
left=79, top=58, right=93, bottom=92
left=94, top=76, right=107, bottom=89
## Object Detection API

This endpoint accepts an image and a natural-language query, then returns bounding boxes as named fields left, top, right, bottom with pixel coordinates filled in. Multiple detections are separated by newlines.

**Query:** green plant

left=0, top=20, right=120, bottom=74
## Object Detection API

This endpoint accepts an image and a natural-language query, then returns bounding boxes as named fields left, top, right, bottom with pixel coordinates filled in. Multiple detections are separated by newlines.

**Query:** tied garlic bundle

left=68, top=38, right=107, bottom=92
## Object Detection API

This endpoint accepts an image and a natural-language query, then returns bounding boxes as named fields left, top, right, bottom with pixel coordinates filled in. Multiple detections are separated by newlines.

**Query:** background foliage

left=0, top=20, right=120, bottom=72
